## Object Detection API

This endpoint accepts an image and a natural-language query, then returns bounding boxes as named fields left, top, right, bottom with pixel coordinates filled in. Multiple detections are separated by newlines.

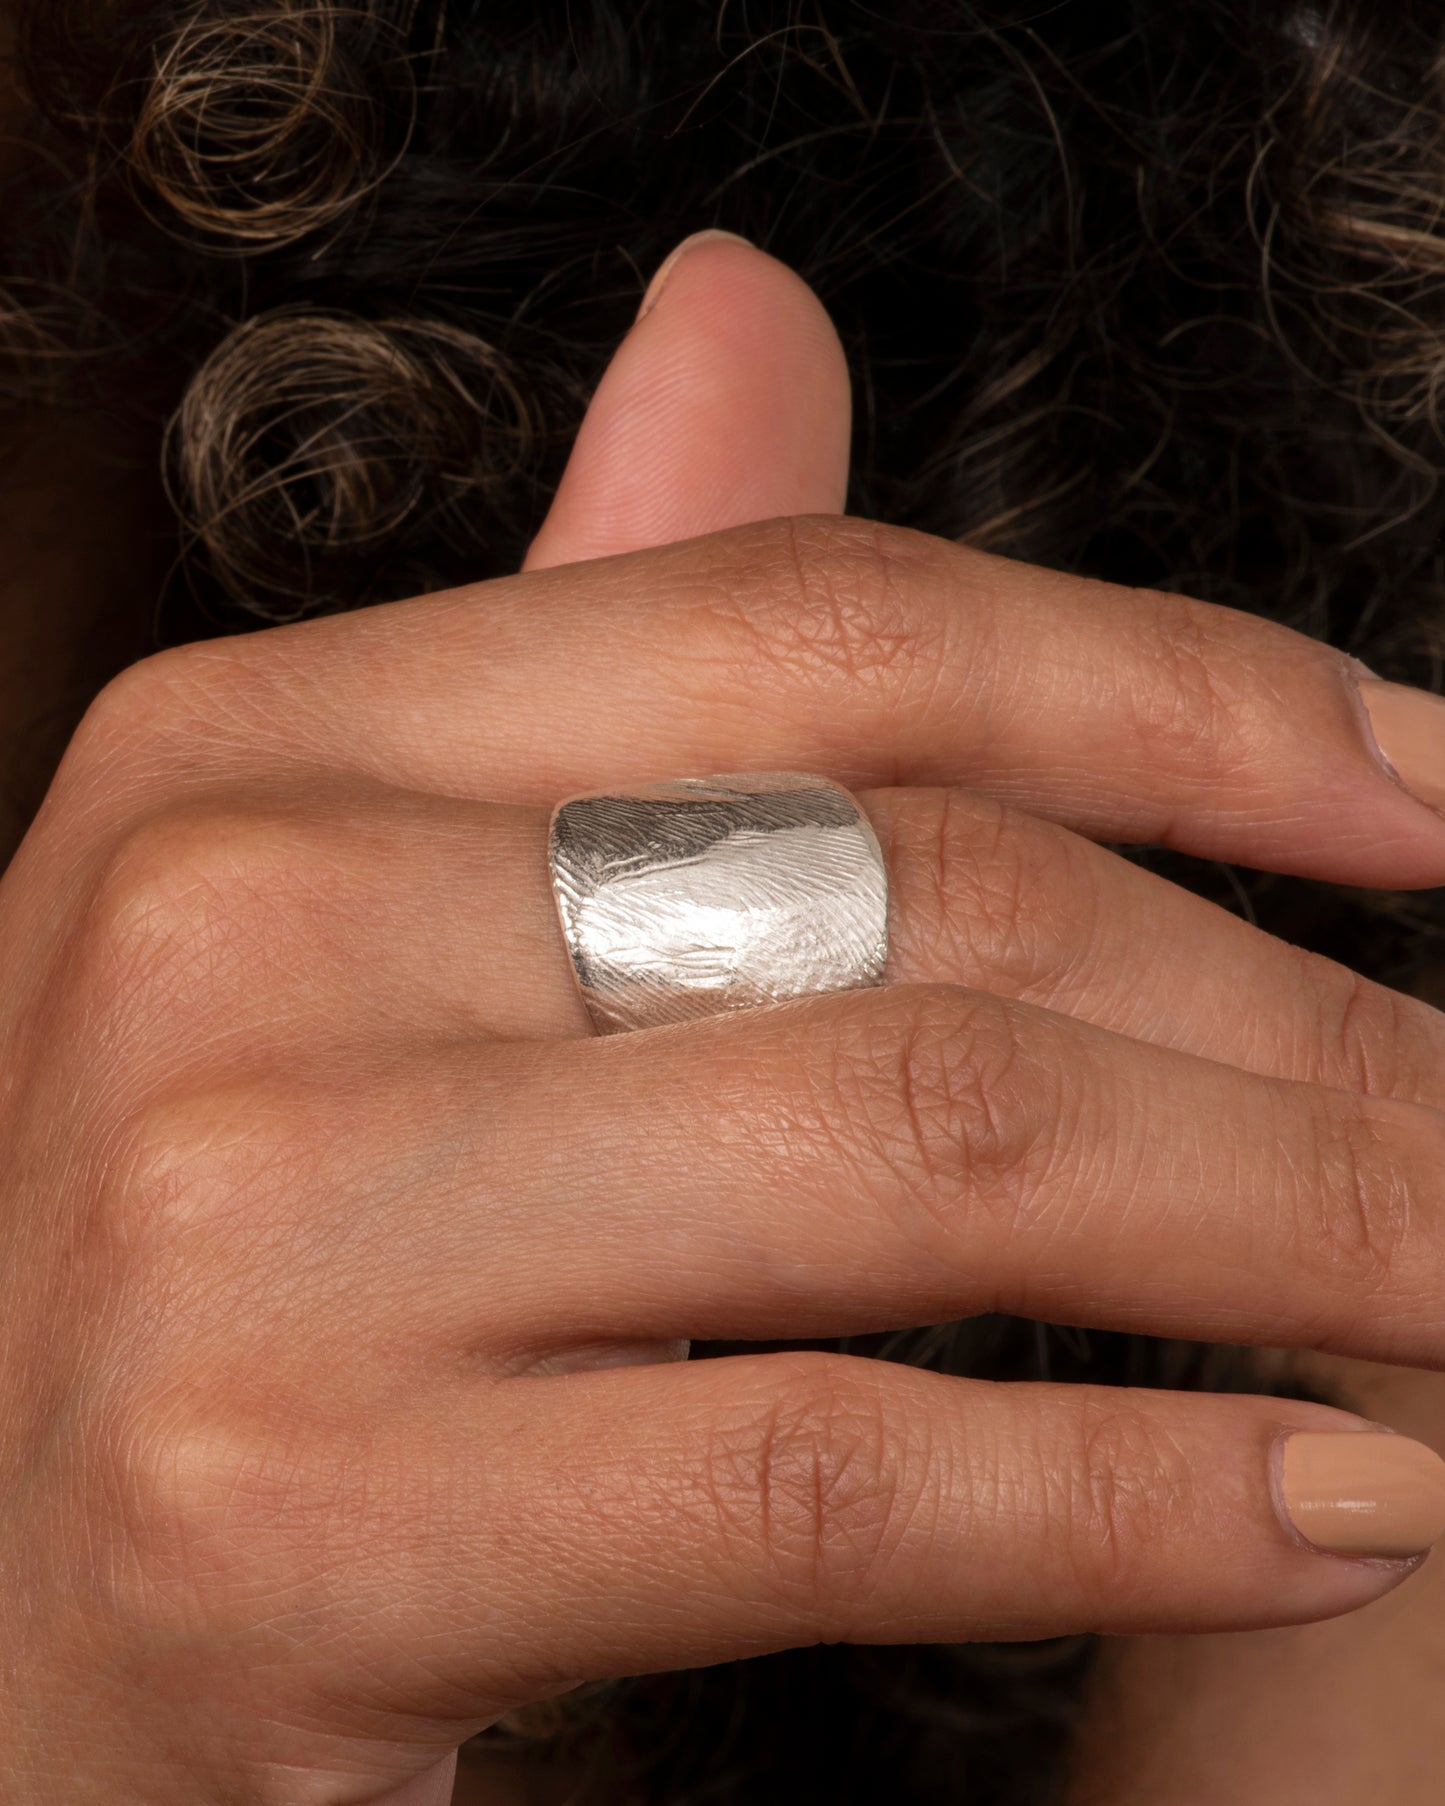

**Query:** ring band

left=547, top=771, right=890, bottom=1035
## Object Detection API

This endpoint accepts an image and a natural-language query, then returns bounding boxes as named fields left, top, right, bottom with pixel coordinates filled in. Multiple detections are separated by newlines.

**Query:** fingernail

left=636, top=229, right=756, bottom=321
left=1277, top=1430, right=1445, bottom=1559
left=1357, top=678, right=1445, bottom=814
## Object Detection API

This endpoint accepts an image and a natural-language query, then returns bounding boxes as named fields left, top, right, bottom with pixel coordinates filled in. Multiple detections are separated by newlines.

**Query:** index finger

left=77, top=514, right=1445, bottom=888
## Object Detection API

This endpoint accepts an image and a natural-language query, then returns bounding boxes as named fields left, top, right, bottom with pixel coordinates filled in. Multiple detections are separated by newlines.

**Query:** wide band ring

left=547, top=771, right=890, bottom=1035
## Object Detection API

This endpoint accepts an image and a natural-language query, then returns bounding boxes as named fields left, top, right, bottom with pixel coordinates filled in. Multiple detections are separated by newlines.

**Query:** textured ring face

left=548, top=772, right=890, bottom=1035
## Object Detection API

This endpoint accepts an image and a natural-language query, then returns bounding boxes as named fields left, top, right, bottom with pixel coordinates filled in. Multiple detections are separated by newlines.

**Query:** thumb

left=523, top=230, right=851, bottom=571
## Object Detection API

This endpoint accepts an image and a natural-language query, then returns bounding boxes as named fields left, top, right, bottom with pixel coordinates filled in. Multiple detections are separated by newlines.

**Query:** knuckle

left=103, top=1085, right=291, bottom=1260
left=834, top=987, right=1054, bottom=1247
left=96, top=1386, right=232, bottom=1585
left=703, top=516, right=953, bottom=718
left=62, top=646, right=214, bottom=781
left=76, top=801, right=302, bottom=1027
left=1292, top=1100, right=1419, bottom=1302
left=1044, top=1400, right=1180, bottom=1603
left=705, top=1354, right=921, bottom=1626
left=92, top=1378, right=336, bottom=1634
left=1124, top=598, right=1235, bottom=784
left=882, top=791, right=1099, bottom=1003
left=1310, top=964, right=1437, bottom=1099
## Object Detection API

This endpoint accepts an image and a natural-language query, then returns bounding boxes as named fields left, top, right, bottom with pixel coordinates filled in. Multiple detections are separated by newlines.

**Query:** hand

left=6, top=238, right=1445, bottom=1806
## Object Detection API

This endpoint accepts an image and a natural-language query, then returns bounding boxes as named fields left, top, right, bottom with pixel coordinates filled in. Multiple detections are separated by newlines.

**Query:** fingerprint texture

left=548, top=772, right=890, bottom=1034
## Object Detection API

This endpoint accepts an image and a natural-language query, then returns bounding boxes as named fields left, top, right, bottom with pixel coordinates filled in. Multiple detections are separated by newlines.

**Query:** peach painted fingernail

left=1358, top=679, right=1445, bottom=813
left=1278, top=1431, right=1445, bottom=1559
left=636, top=229, right=756, bottom=321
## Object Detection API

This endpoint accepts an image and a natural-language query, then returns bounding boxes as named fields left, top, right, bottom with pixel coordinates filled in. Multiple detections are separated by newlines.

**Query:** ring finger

left=118, top=780, right=1445, bottom=1107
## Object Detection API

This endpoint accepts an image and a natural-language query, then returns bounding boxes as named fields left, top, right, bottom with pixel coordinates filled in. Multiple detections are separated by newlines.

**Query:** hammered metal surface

left=548, top=772, right=890, bottom=1035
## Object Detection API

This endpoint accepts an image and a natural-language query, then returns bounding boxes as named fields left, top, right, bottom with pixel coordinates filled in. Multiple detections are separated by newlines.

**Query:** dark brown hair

left=6, top=1, right=1445, bottom=1798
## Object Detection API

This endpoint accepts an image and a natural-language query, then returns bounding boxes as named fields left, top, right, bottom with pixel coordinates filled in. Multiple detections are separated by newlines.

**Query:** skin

left=9, top=234, right=1445, bottom=1806
left=428, top=246, right=1445, bottom=1802
left=1066, top=1355, right=1445, bottom=1806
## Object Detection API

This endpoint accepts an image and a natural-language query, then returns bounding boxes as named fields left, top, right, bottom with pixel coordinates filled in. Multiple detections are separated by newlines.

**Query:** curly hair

left=6, top=0, right=1445, bottom=1799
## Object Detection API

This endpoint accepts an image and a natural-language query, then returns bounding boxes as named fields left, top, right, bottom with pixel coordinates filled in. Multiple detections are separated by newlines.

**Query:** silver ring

left=547, top=771, right=890, bottom=1035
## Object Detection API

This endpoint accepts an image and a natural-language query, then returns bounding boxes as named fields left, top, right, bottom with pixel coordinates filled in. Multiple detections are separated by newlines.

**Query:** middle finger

left=407, top=982, right=1445, bottom=1369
